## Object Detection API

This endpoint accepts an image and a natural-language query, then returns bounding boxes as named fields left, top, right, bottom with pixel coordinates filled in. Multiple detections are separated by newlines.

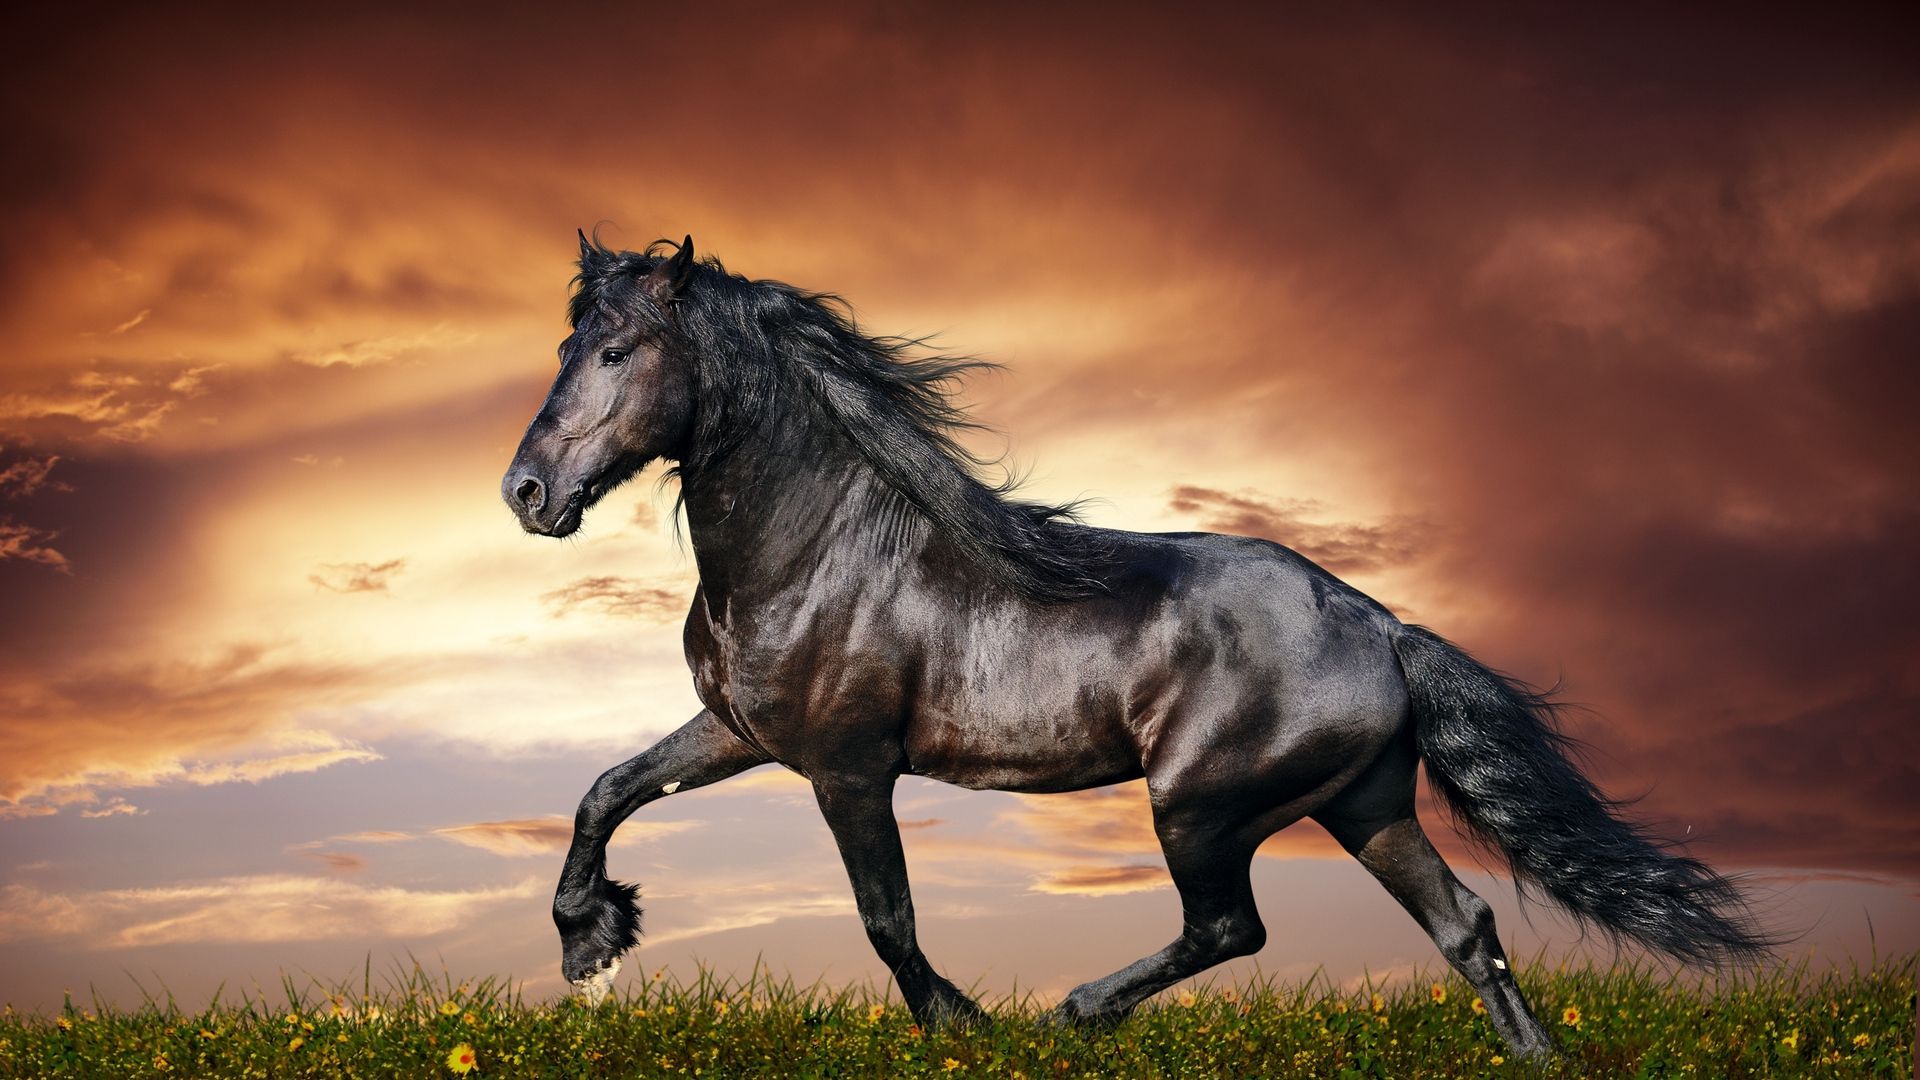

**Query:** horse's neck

left=680, top=426, right=912, bottom=601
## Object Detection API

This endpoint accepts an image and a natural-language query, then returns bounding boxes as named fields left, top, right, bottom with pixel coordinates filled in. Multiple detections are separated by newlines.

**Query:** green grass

left=1, top=954, right=1912, bottom=1078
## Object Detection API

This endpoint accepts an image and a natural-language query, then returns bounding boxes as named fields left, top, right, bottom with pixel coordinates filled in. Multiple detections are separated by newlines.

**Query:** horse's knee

left=1188, top=910, right=1265, bottom=961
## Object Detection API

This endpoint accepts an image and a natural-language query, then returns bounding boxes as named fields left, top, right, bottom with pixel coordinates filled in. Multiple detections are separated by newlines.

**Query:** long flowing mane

left=572, top=238, right=1112, bottom=601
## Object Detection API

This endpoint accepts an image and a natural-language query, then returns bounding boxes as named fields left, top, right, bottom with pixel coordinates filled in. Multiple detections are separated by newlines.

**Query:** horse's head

left=502, top=233, right=699, bottom=536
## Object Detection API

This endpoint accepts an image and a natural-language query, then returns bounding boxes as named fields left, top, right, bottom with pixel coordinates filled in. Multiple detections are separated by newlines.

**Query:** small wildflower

left=907, top=1024, right=923, bottom=1039
left=1852, top=1032, right=1871, bottom=1048
left=198, top=1028, right=216, bottom=1040
left=288, top=1036, right=305, bottom=1051
left=1780, top=1028, right=1799, bottom=1052
left=1178, top=990, right=1197, bottom=1007
left=630, top=1007, right=648, bottom=1018
left=439, top=1000, right=461, bottom=1017
left=1561, top=1004, right=1581, bottom=1027
left=1370, top=993, right=1384, bottom=1012
left=712, top=998, right=730, bottom=1016
left=446, top=1042, right=477, bottom=1074
left=152, top=1055, right=169, bottom=1071
left=55, top=1017, right=72, bottom=1031
left=867, top=1003, right=886, bottom=1022
left=1491, top=1055, right=1505, bottom=1065
left=943, top=1058, right=961, bottom=1071
left=1472, top=996, right=1487, bottom=1015
left=1429, top=983, right=1447, bottom=1005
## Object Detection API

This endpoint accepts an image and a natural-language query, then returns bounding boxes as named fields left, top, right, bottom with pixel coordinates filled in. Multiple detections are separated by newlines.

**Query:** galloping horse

left=502, top=234, right=1767, bottom=1057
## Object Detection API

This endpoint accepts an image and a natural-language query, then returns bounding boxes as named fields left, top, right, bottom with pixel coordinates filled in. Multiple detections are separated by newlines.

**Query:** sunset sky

left=2, top=5, right=1916, bottom=1011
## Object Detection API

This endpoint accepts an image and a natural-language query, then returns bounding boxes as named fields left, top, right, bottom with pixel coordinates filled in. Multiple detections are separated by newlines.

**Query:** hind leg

left=1053, top=806, right=1265, bottom=1024
left=1316, top=751, right=1554, bottom=1057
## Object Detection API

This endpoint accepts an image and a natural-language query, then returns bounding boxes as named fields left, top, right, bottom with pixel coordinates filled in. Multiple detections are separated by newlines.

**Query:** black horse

left=502, top=234, right=1768, bottom=1057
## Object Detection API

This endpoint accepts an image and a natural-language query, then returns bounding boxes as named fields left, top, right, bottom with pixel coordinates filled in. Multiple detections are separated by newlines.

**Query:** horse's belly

left=901, top=706, right=1145, bottom=793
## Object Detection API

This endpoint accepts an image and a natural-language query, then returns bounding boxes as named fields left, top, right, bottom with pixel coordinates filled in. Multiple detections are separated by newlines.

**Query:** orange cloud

left=304, top=852, right=366, bottom=875
left=0, top=519, right=67, bottom=572
left=1030, top=864, right=1170, bottom=896
left=0, top=876, right=539, bottom=948
left=432, top=816, right=701, bottom=858
left=308, top=559, right=407, bottom=594
left=1166, top=486, right=1432, bottom=577
left=0, top=455, right=67, bottom=498
left=541, top=576, right=685, bottom=621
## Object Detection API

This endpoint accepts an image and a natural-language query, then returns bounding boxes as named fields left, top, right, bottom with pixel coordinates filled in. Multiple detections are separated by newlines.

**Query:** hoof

left=570, top=956, right=621, bottom=1006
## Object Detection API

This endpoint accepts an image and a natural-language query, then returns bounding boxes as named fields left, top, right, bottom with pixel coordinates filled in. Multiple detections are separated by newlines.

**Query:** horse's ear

left=577, top=228, right=595, bottom=267
left=642, top=236, right=696, bottom=305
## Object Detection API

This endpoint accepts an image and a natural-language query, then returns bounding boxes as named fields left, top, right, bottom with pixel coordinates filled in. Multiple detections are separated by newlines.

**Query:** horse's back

left=899, top=527, right=1410, bottom=793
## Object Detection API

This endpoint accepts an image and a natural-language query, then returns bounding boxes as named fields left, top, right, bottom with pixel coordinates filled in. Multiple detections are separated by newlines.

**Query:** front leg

left=555, top=708, right=767, bottom=999
left=814, top=779, right=987, bottom=1026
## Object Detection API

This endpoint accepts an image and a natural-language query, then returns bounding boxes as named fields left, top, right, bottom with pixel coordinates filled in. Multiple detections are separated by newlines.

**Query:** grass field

left=1, top=954, right=1911, bottom=1078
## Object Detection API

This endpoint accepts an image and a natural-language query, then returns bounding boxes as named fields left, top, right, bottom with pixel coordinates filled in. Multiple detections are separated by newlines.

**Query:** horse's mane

left=572, top=238, right=1112, bottom=602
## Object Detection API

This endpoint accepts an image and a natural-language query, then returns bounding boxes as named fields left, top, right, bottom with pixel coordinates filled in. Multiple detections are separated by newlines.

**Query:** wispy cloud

left=433, top=816, right=702, bottom=857
left=0, top=455, right=68, bottom=498
left=0, top=875, right=539, bottom=947
left=1030, top=863, right=1170, bottom=896
left=541, top=576, right=685, bottom=620
left=78, top=798, right=145, bottom=819
left=309, top=558, right=407, bottom=594
left=1167, top=486, right=1431, bottom=576
left=0, top=519, right=69, bottom=572
left=109, top=309, right=151, bottom=335
left=303, top=851, right=367, bottom=875
left=290, top=325, right=476, bottom=368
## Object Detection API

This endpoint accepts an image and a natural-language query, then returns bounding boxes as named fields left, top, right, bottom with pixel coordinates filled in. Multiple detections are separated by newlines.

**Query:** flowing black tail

left=1393, top=624, right=1773, bottom=966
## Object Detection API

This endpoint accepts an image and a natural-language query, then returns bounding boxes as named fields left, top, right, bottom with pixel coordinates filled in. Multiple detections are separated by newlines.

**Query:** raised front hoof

left=556, top=878, right=642, bottom=1005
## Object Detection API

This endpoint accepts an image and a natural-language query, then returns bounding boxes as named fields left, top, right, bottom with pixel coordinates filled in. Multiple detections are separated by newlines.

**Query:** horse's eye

left=600, top=349, right=629, bottom=365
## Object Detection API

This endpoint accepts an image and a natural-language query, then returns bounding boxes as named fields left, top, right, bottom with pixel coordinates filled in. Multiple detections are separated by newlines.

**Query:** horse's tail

left=1392, top=624, right=1772, bottom=966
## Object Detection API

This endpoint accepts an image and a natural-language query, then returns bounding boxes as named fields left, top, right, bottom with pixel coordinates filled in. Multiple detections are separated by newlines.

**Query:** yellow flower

left=198, top=1029, right=216, bottom=1040
left=1852, top=1032, right=1871, bottom=1048
left=1429, top=984, right=1447, bottom=1005
left=867, top=1004, right=886, bottom=1022
left=55, top=1017, right=72, bottom=1031
left=439, top=1000, right=462, bottom=1017
left=1780, top=1029, right=1799, bottom=1052
left=943, top=1058, right=961, bottom=1071
left=446, top=1042, right=478, bottom=1074
left=1370, top=993, right=1384, bottom=1012
left=1178, top=990, right=1196, bottom=1007
left=712, top=998, right=729, bottom=1016
left=288, top=1036, right=305, bottom=1051
left=152, top=1055, right=169, bottom=1071
left=1491, top=1054, right=1505, bottom=1065
left=1471, top=997, right=1487, bottom=1015
left=1561, top=1005, right=1581, bottom=1027
left=630, top=1007, right=648, bottom=1018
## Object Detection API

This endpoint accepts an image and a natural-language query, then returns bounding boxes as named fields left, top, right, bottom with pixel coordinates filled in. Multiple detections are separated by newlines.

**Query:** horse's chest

left=684, top=597, right=903, bottom=767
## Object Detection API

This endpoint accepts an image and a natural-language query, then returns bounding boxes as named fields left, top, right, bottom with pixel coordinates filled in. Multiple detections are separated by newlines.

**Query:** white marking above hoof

left=662, top=781, right=681, bottom=794
left=571, top=957, right=621, bottom=1006
left=1492, top=958, right=1507, bottom=971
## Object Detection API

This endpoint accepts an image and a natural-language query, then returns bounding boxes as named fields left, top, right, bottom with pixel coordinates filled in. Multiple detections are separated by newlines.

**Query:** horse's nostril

left=516, top=476, right=544, bottom=511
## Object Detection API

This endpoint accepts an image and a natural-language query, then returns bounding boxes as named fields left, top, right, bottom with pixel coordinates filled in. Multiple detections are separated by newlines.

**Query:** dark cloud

left=542, top=576, right=684, bottom=621
left=308, top=558, right=407, bottom=595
